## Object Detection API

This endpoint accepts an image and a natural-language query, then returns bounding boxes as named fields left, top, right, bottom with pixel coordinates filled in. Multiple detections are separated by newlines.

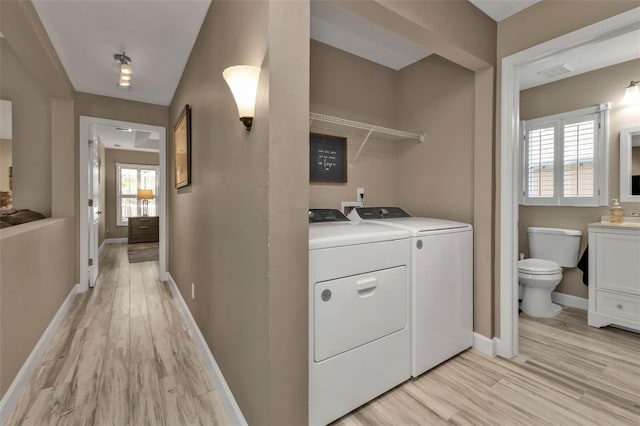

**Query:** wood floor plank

left=130, top=359, right=166, bottom=426
left=20, top=387, right=59, bottom=426
left=94, top=348, right=130, bottom=426
left=57, top=401, right=97, bottom=426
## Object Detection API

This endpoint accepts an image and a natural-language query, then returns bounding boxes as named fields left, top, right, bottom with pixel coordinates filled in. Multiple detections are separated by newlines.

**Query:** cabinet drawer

left=129, top=225, right=158, bottom=237
left=596, top=291, right=640, bottom=321
left=129, top=217, right=159, bottom=227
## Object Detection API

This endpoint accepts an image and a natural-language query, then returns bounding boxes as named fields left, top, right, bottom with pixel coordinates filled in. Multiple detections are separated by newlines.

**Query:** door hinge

left=88, top=199, right=94, bottom=207
left=88, top=258, right=94, bottom=266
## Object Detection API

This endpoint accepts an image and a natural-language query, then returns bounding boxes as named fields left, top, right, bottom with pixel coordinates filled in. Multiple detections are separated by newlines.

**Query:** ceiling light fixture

left=622, top=80, right=640, bottom=105
left=114, top=52, right=132, bottom=89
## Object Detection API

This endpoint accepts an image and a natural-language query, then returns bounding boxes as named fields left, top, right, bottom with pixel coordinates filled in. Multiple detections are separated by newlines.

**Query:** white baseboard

left=166, top=273, right=247, bottom=425
left=0, top=284, right=79, bottom=424
left=552, top=292, right=588, bottom=310
left=103, top=237, right=128, bottom=244
left=473, top=332, right=498, bottom=357
left=98, top=239, right=105, bottom=253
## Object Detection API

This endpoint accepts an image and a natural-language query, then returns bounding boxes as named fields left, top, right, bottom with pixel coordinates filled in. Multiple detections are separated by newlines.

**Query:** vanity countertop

left=589, top=216, right=640, bottom=230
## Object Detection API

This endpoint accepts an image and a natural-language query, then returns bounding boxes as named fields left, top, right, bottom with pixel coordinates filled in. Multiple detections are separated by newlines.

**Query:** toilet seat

left=518, top=258, right=562, bottom=275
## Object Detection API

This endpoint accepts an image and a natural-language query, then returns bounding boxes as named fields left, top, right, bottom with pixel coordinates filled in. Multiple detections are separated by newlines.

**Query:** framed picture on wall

left=309, top=133, right=347, bottom=183
left=174, top=104, right=192, bottom=189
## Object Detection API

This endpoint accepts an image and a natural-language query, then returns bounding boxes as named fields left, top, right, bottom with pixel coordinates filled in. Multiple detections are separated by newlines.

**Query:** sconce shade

left=137, top=189, right=154, bottom=200
left=222, top=65, right=260, bottom=130
left=622, top=81, right=640, bottom=105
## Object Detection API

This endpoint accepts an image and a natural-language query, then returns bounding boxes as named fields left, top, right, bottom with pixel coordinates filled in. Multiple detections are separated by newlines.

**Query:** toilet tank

left=528, top=227, right=582, bottom=267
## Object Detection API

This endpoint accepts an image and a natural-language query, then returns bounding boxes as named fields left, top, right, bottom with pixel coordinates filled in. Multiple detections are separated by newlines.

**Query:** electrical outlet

left=191, top=283, right=195, bottom=299
left=356, top=187, right=365, bottom=203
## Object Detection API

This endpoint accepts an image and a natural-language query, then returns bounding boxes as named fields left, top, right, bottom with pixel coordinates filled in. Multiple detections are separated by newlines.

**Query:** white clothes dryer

left=308, top=209, right=411, bottom=425
left=348, top=206, right=473, bottom=377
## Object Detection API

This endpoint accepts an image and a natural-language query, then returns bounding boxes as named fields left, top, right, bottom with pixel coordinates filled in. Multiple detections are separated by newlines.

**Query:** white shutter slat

left=527, top=126, right=555, bottom=198
left=563, top=119, right=595, bottom=198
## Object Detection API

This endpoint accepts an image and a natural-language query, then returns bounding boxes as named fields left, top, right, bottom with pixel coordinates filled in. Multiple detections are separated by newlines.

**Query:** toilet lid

left=518, top=258, right=561, bottom=274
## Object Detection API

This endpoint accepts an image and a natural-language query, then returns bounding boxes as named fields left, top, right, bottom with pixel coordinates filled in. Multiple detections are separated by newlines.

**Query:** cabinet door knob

left=616, top=304, right=623, bottom=310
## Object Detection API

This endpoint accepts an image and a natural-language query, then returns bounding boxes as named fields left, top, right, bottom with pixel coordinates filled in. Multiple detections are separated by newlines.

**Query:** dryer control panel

left=354, top=207, right=411, bottom=219
left=309, top=209, right=350, bottom=223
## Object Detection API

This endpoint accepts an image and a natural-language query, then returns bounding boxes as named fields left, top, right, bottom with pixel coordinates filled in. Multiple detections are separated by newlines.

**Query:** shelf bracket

left=350, top=128, right=373, bottom=169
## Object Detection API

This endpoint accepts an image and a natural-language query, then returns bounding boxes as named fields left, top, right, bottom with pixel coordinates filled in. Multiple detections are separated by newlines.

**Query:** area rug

left=127, top=242, right=159, bottom=263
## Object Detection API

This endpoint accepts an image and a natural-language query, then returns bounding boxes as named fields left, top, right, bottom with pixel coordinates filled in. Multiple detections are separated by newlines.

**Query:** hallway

left=6, top=244, right=229, bottom=426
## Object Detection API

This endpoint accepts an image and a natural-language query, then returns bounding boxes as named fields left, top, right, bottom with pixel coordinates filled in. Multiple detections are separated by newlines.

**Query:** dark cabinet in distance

left=128, top=216, right=159, bottom=244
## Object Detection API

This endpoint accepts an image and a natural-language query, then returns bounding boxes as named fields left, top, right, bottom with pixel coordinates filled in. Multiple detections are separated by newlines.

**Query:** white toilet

left=518, top=227, right=582, bottom=318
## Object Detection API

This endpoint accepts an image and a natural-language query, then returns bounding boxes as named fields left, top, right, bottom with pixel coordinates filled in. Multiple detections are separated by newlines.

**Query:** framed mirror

left=620, top=125, right=640, bottom=202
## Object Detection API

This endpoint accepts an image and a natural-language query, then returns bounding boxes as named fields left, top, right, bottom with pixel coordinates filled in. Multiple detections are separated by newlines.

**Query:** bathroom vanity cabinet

left=588, top=222, right=640, bottom=332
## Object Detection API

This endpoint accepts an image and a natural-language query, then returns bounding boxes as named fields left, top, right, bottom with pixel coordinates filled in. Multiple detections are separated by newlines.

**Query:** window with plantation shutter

left=521, top=104, right=609, bottom=207
left=116, top=163, right=159, bottom=226
left=526, top=124, right=555, bottom=200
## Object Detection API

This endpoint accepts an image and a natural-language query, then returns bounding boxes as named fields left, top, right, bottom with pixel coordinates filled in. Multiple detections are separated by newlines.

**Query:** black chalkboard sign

left=309, top=133, right=347, bottom=183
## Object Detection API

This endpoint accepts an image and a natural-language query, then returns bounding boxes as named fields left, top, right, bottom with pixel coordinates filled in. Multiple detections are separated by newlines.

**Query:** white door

left=88, top=139, right=100, bottom=287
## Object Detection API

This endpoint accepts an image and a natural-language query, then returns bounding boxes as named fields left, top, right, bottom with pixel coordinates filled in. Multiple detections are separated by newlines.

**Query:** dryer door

left=313, top=266, right=408, bottom=363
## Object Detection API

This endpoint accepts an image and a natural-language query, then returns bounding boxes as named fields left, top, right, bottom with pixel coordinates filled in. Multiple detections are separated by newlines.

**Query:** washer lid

left=309, top=222, right=409, bottom=250
left=518, top=258, right=562, bottom=274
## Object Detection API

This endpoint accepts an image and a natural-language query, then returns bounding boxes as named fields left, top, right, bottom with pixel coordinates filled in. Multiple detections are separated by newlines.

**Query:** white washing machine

left=308, top=209, right=411, bottom=426
left=348, top=207, right=473, bottom=377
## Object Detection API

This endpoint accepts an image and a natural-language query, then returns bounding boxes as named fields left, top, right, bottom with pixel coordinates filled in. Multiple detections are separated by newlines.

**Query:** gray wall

left=103, top=148, right=159, bottom=240
left=168, top=1, right=309, bottom=423
left=519, top=58, right=640, bottom=300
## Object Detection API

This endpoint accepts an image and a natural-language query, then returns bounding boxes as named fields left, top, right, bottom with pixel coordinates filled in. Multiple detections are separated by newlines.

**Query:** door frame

left=498, top=8, right=640, bottom=358
left=79, top=116, right=168, bottom=292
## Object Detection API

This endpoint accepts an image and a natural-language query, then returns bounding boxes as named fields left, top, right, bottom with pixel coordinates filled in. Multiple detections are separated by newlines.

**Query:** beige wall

left=495, top=0, right=639, bottom=335
left=168, top=1, right=309, bottom=423
left=0, top=138, right=11, bottom=192
left=632, top=146, right=640, bottom=176
left=0, top=218, right=75, bottom=397
left=0, top=1, right=77, bottom=402
left=519, top=59, right=640, bottom=299
left=0, top=39, right=52, bottom=216
left=103, top=148, right=159, bottom=240
left=397, top=55, right=475, bottom=224
left=51, top=97, right=75, bottom=218
left=309, top=40, right=399, bottom=208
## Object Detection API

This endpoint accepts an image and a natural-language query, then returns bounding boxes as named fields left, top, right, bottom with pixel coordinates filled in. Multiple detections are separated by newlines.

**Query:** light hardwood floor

left=6, top=244, right=229, bottom=426
left=336, top=307, right=640, bottom=425
left=7, top=244, right=640, bottom=425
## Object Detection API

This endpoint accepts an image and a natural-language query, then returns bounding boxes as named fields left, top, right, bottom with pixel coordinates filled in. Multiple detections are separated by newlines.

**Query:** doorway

left=498, top=8, right=639, bottom=357
left=79, top=116, right=167, bottom=292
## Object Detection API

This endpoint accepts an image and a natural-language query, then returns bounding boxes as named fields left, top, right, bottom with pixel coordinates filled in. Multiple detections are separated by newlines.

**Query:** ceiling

left=468, top=0, right=542, bottom=22
left=310, top=0, right=432, bottom=70
left=96, top=124, right=159, bottom=152
left=32, top=0, right=211, bottom=106
left=520, top=27, right=640, bottom=90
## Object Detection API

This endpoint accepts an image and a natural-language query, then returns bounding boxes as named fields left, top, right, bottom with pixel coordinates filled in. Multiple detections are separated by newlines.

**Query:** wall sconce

left=137, top=189, right=154, bottom=216
left=114, top=52, right=132, bottom=89
left=222, top=65, right=260, bottom=131
left=621, top=80, right=640, bottom=105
